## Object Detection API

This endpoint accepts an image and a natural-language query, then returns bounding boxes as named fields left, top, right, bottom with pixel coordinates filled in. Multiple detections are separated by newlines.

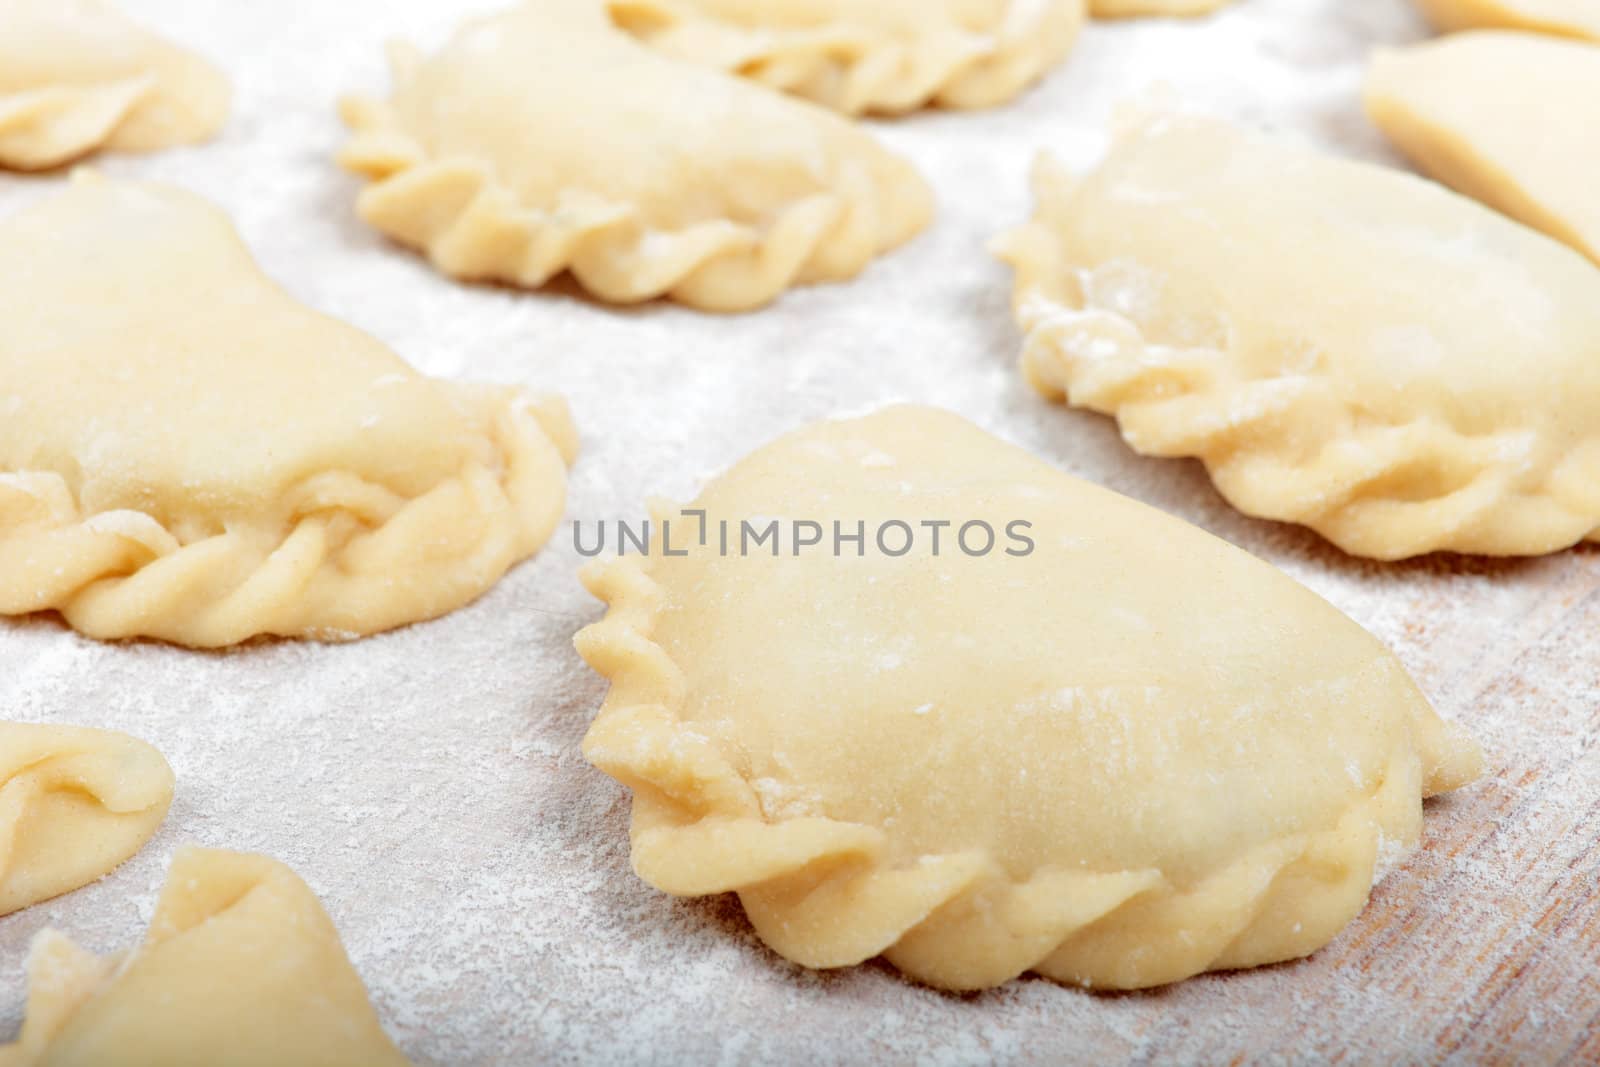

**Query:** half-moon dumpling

left=0, top=847, right=411, bottom=1067
left=0, top=723, right=172, bottom=917
left=0, top=0, right=229, bottom=170
left=0, top=173, right=576, bottom=648
left=1411, top=0, right=1600, bottom=40
left=609, top=0, right=1084, bottom=115
left=1366, top=31, right=1600, bottom=267
left=337, top=0, right=932, bottom=312
left=574, top=405, right=1483, bottom=990
left=994, top=112, right=1600, bottom=560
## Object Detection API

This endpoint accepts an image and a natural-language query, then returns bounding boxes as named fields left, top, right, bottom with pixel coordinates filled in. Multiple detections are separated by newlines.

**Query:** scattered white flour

left=0, top=1, right=1595, bottom=1064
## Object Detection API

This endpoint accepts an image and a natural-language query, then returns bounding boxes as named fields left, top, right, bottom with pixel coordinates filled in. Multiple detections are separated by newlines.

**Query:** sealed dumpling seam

left=576, top=406, right=1484, bottom=990
left=609, top=0, right=1085, bottom=115
left=0, top=723, right=174, bottom=918
left=0, top=0, right=229, bottom=170
left=336, top=0, right=932, bottom=312
left=0, top=172, right=577, bottom=648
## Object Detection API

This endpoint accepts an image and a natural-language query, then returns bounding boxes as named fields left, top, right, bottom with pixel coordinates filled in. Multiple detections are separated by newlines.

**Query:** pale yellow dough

left=0, top=174, right=576, bottom=648
left=994, top=112, right=1600, bottom=560
left=611, top=0, right=1084, bottom=115
left=1090, top=0, right=1232, bottom=18
left=1367, top=32, right=1600, bottom=268
left=0, top=723, right=171, bottom=917
left=1413, top=0, right=1600, bottom=39
left=575, top=406, right=1483, bottom=991
left=0, top=0, right=228, bottom=170
left=337, top=0, right=932, bottom=313
left=0, top=847, right=411, bottom=1067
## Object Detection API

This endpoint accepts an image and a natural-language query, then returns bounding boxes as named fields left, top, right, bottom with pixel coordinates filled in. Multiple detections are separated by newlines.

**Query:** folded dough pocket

left=337, top=0, right=933, bottom=312
left=0, top=0, right=229, bottom=171
left=0, top=723, right=173, bottom=917
left=0, top=173, right=576, bottom=648
left=994, top=111, right=1600, bottom=560
left=574, top=405, right=1483, bottom=991
left=0, top=847, right=412, bottom=1067
left=608, top=0, right=1085, bottom=116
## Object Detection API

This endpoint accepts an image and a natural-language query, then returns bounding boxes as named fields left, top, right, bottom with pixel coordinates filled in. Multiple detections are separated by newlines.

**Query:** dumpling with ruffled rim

left=994, top=111, right=1600, bottom=560
left=609, top=0, right=1084, bottom=116
left=0, top=0, right=228, bottom=171
left=0, top=173, right=576, bottom=648
left=575, top=405, right=1483, bottom=990
left=0, top=723, right=172, bottom=917
left=337, top=0, right=932, bottom=312
left=0, top=847, right=411, bottom=1067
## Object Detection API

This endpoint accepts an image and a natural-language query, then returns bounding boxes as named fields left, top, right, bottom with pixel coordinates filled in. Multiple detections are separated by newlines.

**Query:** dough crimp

left=0, top=0, right=229, bottom=171
left=0, top=174, right=576, bottom=648
left=0, top=847, right=411, bottom=1067
left=995, top=112, right=1600, bottom=560
left=576, top=406, right=1483, bottom=991
left=0, top=723, right=172, bottom=917
left=609, top=0, right=1085, bottom=116
left=337, top=0, right=931, bottom=313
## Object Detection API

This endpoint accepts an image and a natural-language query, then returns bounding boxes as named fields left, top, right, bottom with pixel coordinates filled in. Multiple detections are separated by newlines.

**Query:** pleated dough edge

left=572, top=526, right=1444, bottom=990
left=0, top=725, right=174, bottom=918
left=0, top=389, right=577, bottom=648
left=993, top=151, right=1600, bottom=561
left=335, top=44, right=933, bottom=314
left=609, top=0, right=1085, bottom=116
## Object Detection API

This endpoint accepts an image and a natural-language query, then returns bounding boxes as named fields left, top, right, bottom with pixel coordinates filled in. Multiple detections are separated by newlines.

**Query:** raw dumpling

left=1366, top=32, right=1600, bottom=266
left=610, top=0, right=1084, bottom=115
left=337, top=0, right=932, bottom=312
left=574, top=405, right=1483, bottom=990
left=0, top=0, right=228, bottom=170
left=1090, top=0, right=1232, bottom=18
left=0, top=847, right=411, bottom=1067
left=1412, top=0, right=1600, bottom=40
left=0, top=723, right=172, bottom=917
left=994, top=112, right=1600, bottom=560
left=0, top=173, right=576, bottom=648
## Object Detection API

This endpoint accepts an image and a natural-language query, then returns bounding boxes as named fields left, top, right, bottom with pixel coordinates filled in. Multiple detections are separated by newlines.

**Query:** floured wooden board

left=1, top=0, right=1595, bottom=1062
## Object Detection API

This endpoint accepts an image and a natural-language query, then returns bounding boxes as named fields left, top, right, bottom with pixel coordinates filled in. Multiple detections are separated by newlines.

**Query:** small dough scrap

left=1366, top=32, right=1600, bottom=267
left=0, top=0, right=229, bottom=170
left=0, top=173, right=576, bottom=648
left=1090, top=0, right=1232, bottom=18
left=1412, top=0, right=1600, bottom=40
left=610, top=0, right=1084, bottom=115
left=0, top=847, right=411, bottom=1067
left=0, top=723, right=172, bottom=917
left=337, top=0, right=932, bottom=312
left=994, top=112, right=1600, bottom=560
left=575, top=405, right=1483, bottom=990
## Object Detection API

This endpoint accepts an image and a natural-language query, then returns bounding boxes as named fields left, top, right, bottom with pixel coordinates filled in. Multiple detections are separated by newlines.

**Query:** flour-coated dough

left=0, top=174, right=575, bottom=648
left=0, top=0, right=228, bottom=170
left=611, top=0, right=1084, bottom=115
left=575, top=406, right=1482, bottom=990
left=1367, top=32, right=1600, bottom=267
left=337, top=0, right=931, bottom=312
left=1413, top=0, right=1600, bottom=39
left=0, top=723, right=171, bottom=917
left=0, top=847, right=411, bottom=1067
left=995, top=112, right=1600, bottom=560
